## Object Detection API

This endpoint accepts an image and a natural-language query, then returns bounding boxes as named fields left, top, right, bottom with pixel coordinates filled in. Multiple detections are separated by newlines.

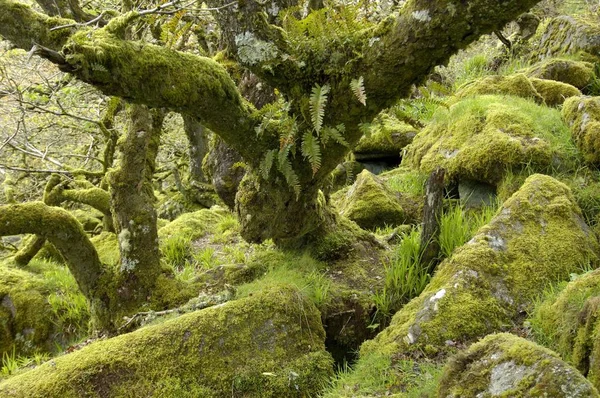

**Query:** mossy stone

left=527, top=58, right=596, bottom=89
left=0, top=285, right=334, bottom=397
left=535, top=16, right=600, bottom=60
left=332, top=169, right=418, bottom=230
left=530, top=77, right=581, bottom=106
left=438, top=333, right=599, bottom=397
left=353, top=114, right=417, bottom=160
left=403, top=95, right=577, bottom=185
left=333, top=175, right=599, bottom=395
left=456, top=74, right=544, bottom=103
left=563, top=96, right=600, bottom=164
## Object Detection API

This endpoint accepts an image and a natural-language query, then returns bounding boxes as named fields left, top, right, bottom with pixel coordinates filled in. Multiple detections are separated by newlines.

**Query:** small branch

left=49, top=10, right=107, bottom=31
left=494, top=30, right=512, bottom=49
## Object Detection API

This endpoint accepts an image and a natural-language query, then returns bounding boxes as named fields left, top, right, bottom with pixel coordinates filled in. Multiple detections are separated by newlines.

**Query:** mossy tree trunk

left=108, top=104, right=165, bottom=310
left=0, top=0, right=543, bottom=247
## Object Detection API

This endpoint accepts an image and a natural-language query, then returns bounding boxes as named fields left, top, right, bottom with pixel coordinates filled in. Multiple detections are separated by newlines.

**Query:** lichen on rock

left=438, top=333, right=599, bottom=397
left=332, top=174, right=598, bottom=395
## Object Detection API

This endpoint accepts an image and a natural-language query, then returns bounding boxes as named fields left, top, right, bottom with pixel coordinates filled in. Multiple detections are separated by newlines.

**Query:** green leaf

left=322, top=124, right=349, bottom=147
left=260, top=149, right=277, bottom=180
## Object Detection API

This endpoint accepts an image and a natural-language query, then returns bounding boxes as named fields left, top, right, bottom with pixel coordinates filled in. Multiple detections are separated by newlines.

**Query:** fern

left=310, top=84, right=330, bottom=133
left=322, top=124, right=349, bottom=147
left=277, top=153, right=301, bottom=198
left=301, top=131, right=322, bottom=174
left=260, top=149, right=277, bottom=180
left=350, top=76, right=367, bottom=106
left=358, top=122, right=373, bottom=138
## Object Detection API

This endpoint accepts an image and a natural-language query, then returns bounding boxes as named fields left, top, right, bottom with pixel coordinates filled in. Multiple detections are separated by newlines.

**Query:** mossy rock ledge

left=331, top=174, right=598, bottom=394
left=527, top=58, right=596, bottom=90
left=535, top=16, right=600, bottom=60
left=403, top=95, right=577, bottom=185
left=332, top=169, right=420, bottom=230
left=438, top=333, right=599, bottom=397
left=563, top=96, right=600, bottom=164
left=353, top=114, right=417, bottom=161
left=0, top=285, right=334, bottom=397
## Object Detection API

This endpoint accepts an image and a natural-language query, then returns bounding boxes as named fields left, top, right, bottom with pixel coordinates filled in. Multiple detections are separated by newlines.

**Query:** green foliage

left=193, top=247, right=219, bottom=270
left=301, top=131, right=322, bottom=174
left=373, top=229, right=430, bottom=325
left=1, top=349, right=49, bottom=379
left=385, top=170, right=427, bottom=197
left=321, top=124, right=349, bottom=147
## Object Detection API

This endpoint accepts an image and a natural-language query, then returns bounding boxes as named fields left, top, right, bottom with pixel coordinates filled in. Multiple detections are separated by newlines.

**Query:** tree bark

left=108, top=104, right=164, bottom=307
left=420, top=168, right=445, bottom=270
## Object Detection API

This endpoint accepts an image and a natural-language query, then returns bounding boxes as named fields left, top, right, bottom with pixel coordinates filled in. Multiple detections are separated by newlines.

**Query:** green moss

left=563, top=96, right=600, bottom=164
left=353, top=114, right=417, bottom=158
left=332, top=170, right=420, bottom=230
left=90, top=232, right=119, bottom=267
left=403, top=95, right=580, bottom=184
left=438, top=333, right=599, bottom=397
left=527, top=58, right=596, bottom=89
left=334, top=175, right=599, bottom=395
left=535, top=16, right=600, bottom=60
left=456, top=74, right=545, bottom=103
left=0, top=285, right=334, bottom=397
left=530, top=77, right=581, bottom=106
left=157, top=208, right=226, bottom=242
left=70, top=209, right=102, bottom=232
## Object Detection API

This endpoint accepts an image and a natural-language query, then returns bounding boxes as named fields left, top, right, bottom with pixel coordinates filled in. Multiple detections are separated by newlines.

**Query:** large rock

left=456, top=73, right=581, bottom=106
left=563, top=96, right=600, bottom=164
left=403, top=95, right=577, bottom=185
left=530, top=269, right=600, bottom=390
left=527, top=58, right=596, bottom=90
left=332, top=169, right=420, bottom=230
left=331, top=175, right=599, bottom=395
left=0, top=285, right=334, bottom=397
left=438, top=333, right=599, bottom=397
left=536, top=16, right=600, bottom=60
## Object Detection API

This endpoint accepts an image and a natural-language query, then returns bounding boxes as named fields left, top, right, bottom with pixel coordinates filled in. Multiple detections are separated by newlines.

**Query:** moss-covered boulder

left=438, top=333, right=599, bottom=397
left=527, top=58, right=596, bottom=89
left=536, top=16, right=600, bottom=60
left=0, top=285, right=334, bottom=397
left=456, top=74, right=580, bottom=106
left=353, top=114, right=417, bottom=161
left=0, top=265, right=56, bottom=356
left=158, top=207, right=227, bottom=241
left=563, top=96, right=600, bottom=164
left=402, top=95, right=577, bottom=185
left=456, top=74, right=544, bottom=103
left=332, top=170, right=419, bottom=230
left=529, top=77, right=582, bottom=106
left=331, top=175, right=598, bottom=395
left=529, top=269, right=600, bottom=389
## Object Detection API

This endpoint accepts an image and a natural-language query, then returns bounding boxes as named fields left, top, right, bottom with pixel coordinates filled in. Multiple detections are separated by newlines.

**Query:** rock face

left=536, top=16, right=600, bottom=60
left=527, top=58, right=596, bottom=90
left=334, top=175, right=598, bottom=394
left=438, top=333, right=599, bottom=398
left=332, top=169, right=420, bottom=230
left=204, top=136, right=245, bottom=210
left=563, top=96, right=600, bottom=164
left=403, top=95, right=577, bottom=185
left=530, top=269, right=600, bottom=390
left=0, top=285, right=334, bottom=398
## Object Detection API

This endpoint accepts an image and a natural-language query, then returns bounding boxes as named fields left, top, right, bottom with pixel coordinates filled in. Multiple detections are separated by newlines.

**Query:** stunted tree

left=0, top=0, right=542, bottom=330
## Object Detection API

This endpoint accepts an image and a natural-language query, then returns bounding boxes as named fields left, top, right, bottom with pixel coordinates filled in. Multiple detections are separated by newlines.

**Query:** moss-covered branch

left=0, top=0, right=75, bottom=50
left=0, top=202, right=104, bottom=300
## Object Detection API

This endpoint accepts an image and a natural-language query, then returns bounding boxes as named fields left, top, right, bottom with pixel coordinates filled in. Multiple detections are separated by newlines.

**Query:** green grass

left=160, top=235, right=191, bottom=269
left=1, top=347, right=50, bottom=379
left=385, top=170, right=427, bottom=197
left=373, top=228, right=430, bottom=325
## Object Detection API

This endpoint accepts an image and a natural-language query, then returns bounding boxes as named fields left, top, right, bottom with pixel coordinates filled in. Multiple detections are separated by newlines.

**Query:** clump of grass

left=439, top=200, right=499, bottom=258
left=193, top=247, right=220, bottom=270
left=373, top=229, right=430, bottom=325
left=386, top=170, right=427, bottom=197
left=161, top=235, right=191, bottom=269
left=1, top=348, right=50, bottom=379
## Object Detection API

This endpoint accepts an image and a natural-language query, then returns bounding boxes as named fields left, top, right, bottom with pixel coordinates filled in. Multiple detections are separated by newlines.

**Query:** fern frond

left=310, top=84, right=330, bottom=133
left=301, top=131, right=322, bottom=174
left=321, top=125, right=349, bottom=147
left=358, top=122, right=373, bottom=138
left=277, top=154, right=301, bottom=198
left=260, top=149, right=277, bottom=180
left=350, top=76, right=367, bottom=106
